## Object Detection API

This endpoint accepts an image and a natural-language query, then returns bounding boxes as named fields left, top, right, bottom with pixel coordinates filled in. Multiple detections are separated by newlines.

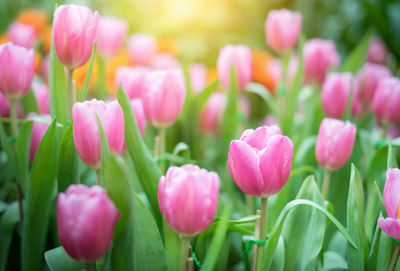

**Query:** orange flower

left=105, top=50, right=131, bottom=94
left=34, top=53, right=42, bottom=74
left=41, top=26, right=52, bottom=53
left=157, top=37, right=177, bottom=55
left=17, top=9, right=48, bottom=35
left=252, top=50, right=277, bottom=92
left=207, top=67, right=219, bottom=83
left=0, top=34, right=9, bottom=45
left=73, top=57, right=98, bottom=91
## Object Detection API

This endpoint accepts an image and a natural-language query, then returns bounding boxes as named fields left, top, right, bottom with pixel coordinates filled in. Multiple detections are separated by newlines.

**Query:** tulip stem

left=322, top=170, right=331, bottom=199
left=180, top=236, right=190, bottom=271
left=67, top=68, right=75, bottom=119
left=246, top=194, right=254, bottom=215
left=381, top=122, right=388, bottom=140
left=96, top=169, right=100, bottom=186
left=10, top=99, right=18, bottom=138
left=255, top=197, right=268, bottom=271
left=155, top=127, right=166, bottom=173
left=388, top=244, right=400, bottom=271
left=85, top=262, right=95, bottom=271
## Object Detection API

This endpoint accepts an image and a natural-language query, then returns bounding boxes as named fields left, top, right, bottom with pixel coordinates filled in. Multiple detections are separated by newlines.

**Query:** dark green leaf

left=0, top=202, right=19, bottom=271
left=0, top=118, right=17, bottom=174
left=15, top=120, right=33, bottom=194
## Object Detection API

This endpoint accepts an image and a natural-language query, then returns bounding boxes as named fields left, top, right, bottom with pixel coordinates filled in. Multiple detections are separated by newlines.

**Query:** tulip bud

left=150, top=53, right=180, bottom=70
left=72, top=99, right=125, bottom=169
left=115, top=66, right=149, bottom=99
left=0, top=92, right=10, bottom=117
left=57, top=184, right=120, bottom=261
left=372, top=77, right=400, bottom=124
left=53, top=5, right=99, bottom=69
left=263, top=114, right=278, bottom=126
left=142, top=70, right=186, bottom=128
left=131, top=98, right=146, bottom=137
left=217, top=45, right=253, bottom=90
left=315, top=118, right=356, bottom=171
left=158, top=164, right=220, bottom=236
left=265, top=9, right=302, bottom=53
left=321, top=72, right=361, bottom=119
left=0, top=42, right=35, bottom=100
left=127, top=34, right=158, bottom=65
left=367, top=37, right=388, bottom=64
left=228, top=126, right=293, bottom=197
left=27, top=113, right=50, bottom=163
left=378, top=169, right=400, bottom=239
left=32, top=82, right=50, bottom=114
left=189, top=63, right=207, bottom=94
left=304, top=39, right=340, bottom=85
left=96, top=16, right=128, bottom=58
left=8, top=22, right=36, bottom=49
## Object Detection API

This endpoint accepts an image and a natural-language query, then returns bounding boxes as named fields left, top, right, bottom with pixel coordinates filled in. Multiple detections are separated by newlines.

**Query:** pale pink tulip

left=27, top=113, right=51, bottom=163
left=115, top=66, right=149, bottom=99
left=150, top=53, right=180, bottom=70
left=96, top=16, right=128, bottom=58
left=32, top=82, right=50, bottom=114
left=372, top=77, right=400, bottom=124
left=8, top=22, right=36, bottom=49
left=127, top=34, right=158, bottom=65
left=367, top=37, right=388, bottom=64
left=190, top=63, right=208, bottom=94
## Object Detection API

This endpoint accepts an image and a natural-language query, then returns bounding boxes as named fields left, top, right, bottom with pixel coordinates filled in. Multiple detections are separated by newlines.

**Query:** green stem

left=255, top=197, right=268, bottom=271
left=96, top=169, right=101, bottom=186
left=180, top=236, right=190, bottom=271
left=322, top=170, right=331, bottom=200
left=245, top=194, right=254, bottom=215
left=67, top=69, right=75, bottom=119
left=381, top=122, right=389, bottom=140
left=86, top=262, right=95, bottom=271
left=155, top=127, right=166, bottom=173
left=10, top=99, right=18, bottom=138
left=388, top=244, right=400, bottom=271
left=97, top=55, right=107, bottom=100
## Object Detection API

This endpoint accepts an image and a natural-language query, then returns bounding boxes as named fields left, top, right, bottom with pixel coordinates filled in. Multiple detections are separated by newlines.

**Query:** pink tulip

left=321, top=72, right=361, bottom=119
left=131, top=98, right=146, bottom=136
left=378, top=169, right=400, bottom=239
left=265, top=9, right=302, bottom=52
left=72, top=99, right=125, bottom=169
left=8, top=22, right=36, bottom=49
left=27, top=113, right=50, bottom=163
left=263, top=114, right=278, bottom=126
left=53, top=5, right=99, bottom=69
left=357, top=63, right=391, bottom=108
left=190, top=63, right=208, bottom=94
left=41, top=54, right=50, bottom=83
left=267, top=56, right=298, bottom=88
left=96, top=16, right=128, bottom=58
left=228, top=126, right=293, bottom=197
left=304, top=39, right=340, bottom=85
left=115, top=66, right=149, bottom=99
left=367, top=37, right=388, bottom=64
left=142, top=70, right=186, bottom=128
left=315, top=118, right=356, bottom=171
left=150, top=53, right=180, bottom=70
left=32, top=82, right=50, bottom=114
left=0, top=42, right=35, bottom=100
left=217, top=45, right=253, bottom=90
left=158, top=164, right=220, bottom=236
left=57, top=184, right=120, bottom=261
left=372, top=77, right=400, bottom=124
left=127, top=34, right=158, bottom=65
left=0, top=92, right=10, bottom=117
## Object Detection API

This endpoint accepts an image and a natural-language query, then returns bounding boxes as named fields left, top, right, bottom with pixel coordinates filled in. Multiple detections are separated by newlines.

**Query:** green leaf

left=163, top=220, right=181, bottom=271
left=197, top=80, right=219, bottom=109
left=117, top=86, right=161, bottom=224
left=270, top=236, right=285, bottom=271
left=347, top=164, right=368, bottom=271
left=15, top=120, right=33, bottom=193
left=21, top=120, right=59, bottom=271
left=341, top=31, right=373, bottom=73
left=77, top=42, right=97, bottom=102
left=0, top=118, right=17, bottom=174
left=57, top=123, right=79, bottom=192
left=246, top=82, right=277, bottom=117
left=97, top=114, right=110, bottom=187
left=45, top=246, right=85, bottom=271
left=49, top=35, right=67, bottom=123
left=368, top=222, right=392, bottom=270
left=20, top=90, right=40, bottom=114
left=322, top=251, right=347, bottom=271
left=387, top=144, right=398, bottom=169
left=0, top=202, right=19, bottom=271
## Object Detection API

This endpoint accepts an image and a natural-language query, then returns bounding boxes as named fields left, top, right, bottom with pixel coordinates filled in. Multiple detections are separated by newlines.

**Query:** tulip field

left=1, top=1, right=400, bottom=271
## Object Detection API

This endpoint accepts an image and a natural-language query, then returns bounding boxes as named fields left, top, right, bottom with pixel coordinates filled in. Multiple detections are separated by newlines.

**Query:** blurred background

left=0, top=0, right=399, bottom=64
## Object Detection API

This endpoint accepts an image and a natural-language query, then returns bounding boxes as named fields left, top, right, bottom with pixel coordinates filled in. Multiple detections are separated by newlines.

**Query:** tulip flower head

left=228, top=125, right=293, bottom=197
left=27, top=113, right=51, bottom=163
left=131, top=98, right=146, bottom=137
left=32, top=82, right=50, bottom=114
left=115, top=66, right=149, bottom=99
left=315, top=118, right=356, bottom=171
left=158, top=164, right=220, bottom=236
left=367, top=37, right=388, bottom=64
left=190, top=63, right=208, bottom=94
left=57, top=184, right=120, bottom=261
left=127, top=34, right=158, bottom=65
left=372, top=77, right=400, bottom=124
left=150, top=53, right=180, bottom=70
left=0, top=92, right=10, bottom=117
left=8, top=22, right=36, bottom=48
left=96, top=16, right=128, bottom=58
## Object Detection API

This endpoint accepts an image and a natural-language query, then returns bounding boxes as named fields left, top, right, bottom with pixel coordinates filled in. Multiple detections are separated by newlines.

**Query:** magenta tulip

left=150, top=53, right=180, bottom=70
left=372, top=77, right=400, bottom=124
left=57, top=184, right=120, bottom=261
left=0, top=92, right=10, bottom=117
left=304, top=39, right=340, bottom=85
left=72, top=99, right=125, bottom=169
left=321, top=72, right=361, bottom=119
left=228, top=126, right=293, bottom=197
left=265, top=9, right=302, bottom=52
left=27, top=113, right=50, bottom=163
left=142, top=70, right=186, bottom=128
left=32, top=82, right=50, bottom=114
left=96, top=16, right=128, bottom=58
left=367, top=37, right=388, bottom=64
left=315, top=118, right=356, bottom=171
left=53, top=4, right=99, bottom=69
left=127, top=34, right=158, bottom=65
left=0, top=42, right=35, bottom=100
left=158, top=164, right=220, bottom=236
left=115, top=66, right=149, bottom=99
left=217, top=45, right=253, bottom=90
left=378, top=169, right=400, bottom=239
left=8, top=22, right=36, bottom=49
left=190, top=63, right=208, bottom=94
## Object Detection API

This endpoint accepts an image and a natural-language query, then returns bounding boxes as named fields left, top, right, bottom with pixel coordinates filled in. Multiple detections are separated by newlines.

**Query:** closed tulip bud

left=372, top=77, right=400, bottom=124
left=57, top=184, right=120, bottom=261
left=32, top=82, right=50, bottom=114
left=228, top=126, right=293, bottom=197
left=0, top=42, right=35, bottom=100
left=158, top=164, right=220, bottom=236
left=315, top=118, right=356, bottom=171
left=378, top=169, right=400, bottom=239
left=142, top=70, right=186, bottom=128
left=265, top=9, right=302, bottom=53
left=27, top=113, right=50, bottom=163
left=41, top=54, right=50, bottom=82
left=321, top=72, right=361, bottom=119
left=217, top=45, right=253, bottom=90
left=72, top=99, right=125, bottom=169
left=115, top=66, right=149, bottom=99
left=0, top=92, right=10, bottom=117
left=189, top=63, right=207, bottom=94
left=150, top=53, right=180, bottom=70
left=304, top=39, right=340, bottom=85
left=263, top=114, right=278, bottom=126
left=367, top=37, right=388, bottom=64
left=53, top=5, right=99, bottom=69
left=96, top=16, right=128, bottom=58
left=131, top=98, right=146, bottom=137
left=127, top=34, right=158, bottom=65
left=8, top=22, right=36, bottom=49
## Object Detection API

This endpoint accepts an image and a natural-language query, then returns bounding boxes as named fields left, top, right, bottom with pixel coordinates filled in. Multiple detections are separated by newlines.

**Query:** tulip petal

left=378, top=217, right=400, bottom=240
left=384, top=169, right=400, bottom=219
